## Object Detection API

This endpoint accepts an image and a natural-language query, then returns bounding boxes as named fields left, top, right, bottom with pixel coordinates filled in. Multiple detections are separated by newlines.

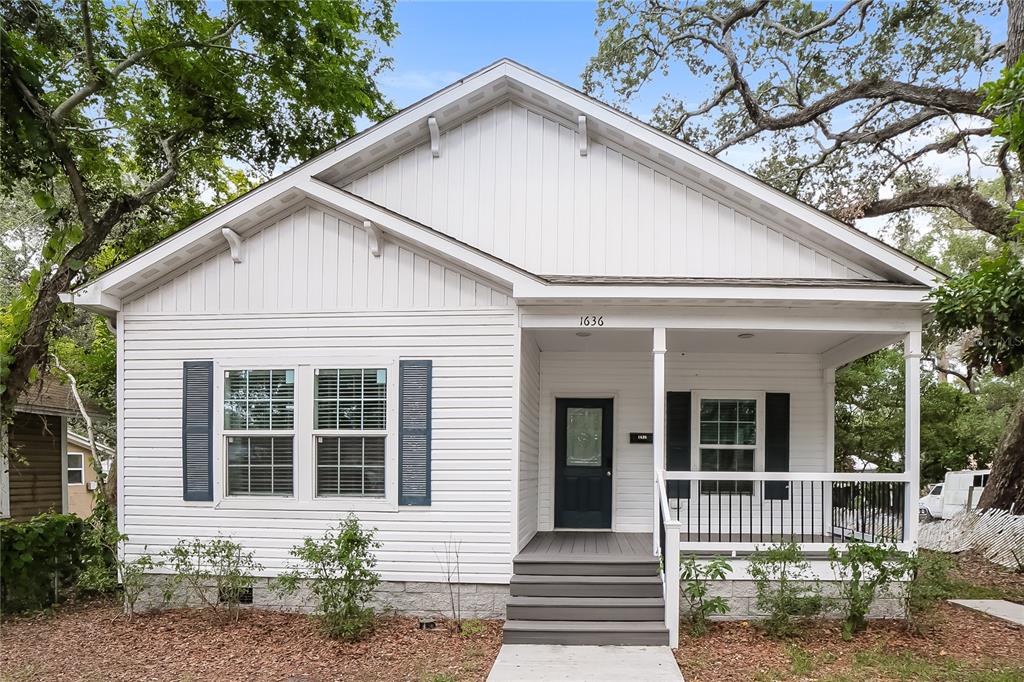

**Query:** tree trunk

left=977, top=390, right=1024, bottom=512
left=1008, top=0, right=1023, bottom=67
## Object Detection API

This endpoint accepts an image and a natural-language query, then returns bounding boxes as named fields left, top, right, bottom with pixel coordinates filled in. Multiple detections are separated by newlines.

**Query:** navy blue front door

left=554, top=398, right=613, bottom=528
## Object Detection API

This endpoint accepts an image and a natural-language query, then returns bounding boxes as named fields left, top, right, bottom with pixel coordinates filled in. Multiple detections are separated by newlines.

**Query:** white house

left=63, top=60, right=938, bottom=647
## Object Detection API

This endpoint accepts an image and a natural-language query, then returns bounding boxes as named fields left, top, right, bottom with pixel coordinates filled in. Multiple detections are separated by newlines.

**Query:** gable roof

left=66, top=60, right=941, bottom=314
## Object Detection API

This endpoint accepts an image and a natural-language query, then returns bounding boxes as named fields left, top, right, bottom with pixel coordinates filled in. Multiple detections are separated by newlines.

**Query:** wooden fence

left=918, top=508, right=1024, bottom=570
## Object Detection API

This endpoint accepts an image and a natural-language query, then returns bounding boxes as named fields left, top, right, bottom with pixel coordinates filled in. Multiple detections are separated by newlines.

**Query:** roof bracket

left=428, top=116, right=440, bottom=158
left=222, top=227, right=243, bottom=263
left=578, top=115, right=588, bottom=156
left=364, top=220, right=385, bottom=257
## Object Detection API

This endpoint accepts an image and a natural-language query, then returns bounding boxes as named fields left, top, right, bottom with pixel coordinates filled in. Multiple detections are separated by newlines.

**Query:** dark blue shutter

left=182, top=361, right=214, bottom=501
left=399, top=360, right=432, bottom=506
left=764, top=392, right=790, bottom=500
left=666, top=392, right=691, bottom=499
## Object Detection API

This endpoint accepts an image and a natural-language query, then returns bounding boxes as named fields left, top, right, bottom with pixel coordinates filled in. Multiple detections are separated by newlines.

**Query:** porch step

left=507, top=596, right=665, bottom=621
left=512, top=557, right=660, bottom=576
left=510, top=574, right=664, bottom=598
left=502, top=619, right=670, bottom=646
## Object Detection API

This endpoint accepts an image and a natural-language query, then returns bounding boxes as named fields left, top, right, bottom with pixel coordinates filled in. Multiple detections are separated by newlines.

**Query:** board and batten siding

left=344, top=100, right=879, bottom=281
left=123, top=203, right=511, bottom=314
left=517, top=334, right=541, bottom=550
left=119, top=202, right=518, bottom=583
left=537, top=351, right=827, bottom=533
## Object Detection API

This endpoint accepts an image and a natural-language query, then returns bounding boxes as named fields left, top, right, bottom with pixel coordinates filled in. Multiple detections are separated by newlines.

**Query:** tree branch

left=764, top=0, right=871, bottom=40
left=79, top=0, right=96, bottom=73
left=853, top=185, right=1017, bottom=240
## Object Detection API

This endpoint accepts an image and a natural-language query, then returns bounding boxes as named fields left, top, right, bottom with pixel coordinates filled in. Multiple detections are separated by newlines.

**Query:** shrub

left=828, top=541, right=910, bottom=639
left=274, top=515, right=381, bottom=639
left=76, top=502, right=157, bottom=620
left=161, top=537, right=262, bottom=622
left=904, top=551, right=956, bottom=633
left=748, top=542, right=822, bottom=638
left=679, top=555, right=731, bottom=635
left=0, top=513, right=86, bottom=612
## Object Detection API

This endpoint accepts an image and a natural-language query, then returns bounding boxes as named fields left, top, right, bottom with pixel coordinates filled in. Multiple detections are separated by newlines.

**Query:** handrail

left=656, top=471, right=680, bottom=649
left=663, top=471, right=912, bottom=483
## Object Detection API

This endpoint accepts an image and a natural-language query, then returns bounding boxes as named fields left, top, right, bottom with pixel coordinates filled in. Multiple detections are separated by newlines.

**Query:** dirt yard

left=0, top=605, right=501, bottom=682
left=2, top=551, right=1021, bottom=682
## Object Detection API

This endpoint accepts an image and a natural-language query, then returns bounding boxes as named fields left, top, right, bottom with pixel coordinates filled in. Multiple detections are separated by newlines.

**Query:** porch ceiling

left=529, top=328, right=881, bottom=355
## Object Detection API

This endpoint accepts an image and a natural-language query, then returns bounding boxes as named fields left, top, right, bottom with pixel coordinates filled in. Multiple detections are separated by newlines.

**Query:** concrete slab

left=949, top=599, right=1024, bottom=626
left=486, top=644, right=683, bottom=682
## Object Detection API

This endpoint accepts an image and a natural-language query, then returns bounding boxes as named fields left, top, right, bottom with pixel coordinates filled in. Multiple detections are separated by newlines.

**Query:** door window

left=566, top=407, right=602, bottom=466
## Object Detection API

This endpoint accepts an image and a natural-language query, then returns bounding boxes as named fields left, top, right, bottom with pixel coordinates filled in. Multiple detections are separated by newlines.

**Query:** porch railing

left=663, top=471, right=911, bottom=552
left=656, top=471, right=680, bottom=649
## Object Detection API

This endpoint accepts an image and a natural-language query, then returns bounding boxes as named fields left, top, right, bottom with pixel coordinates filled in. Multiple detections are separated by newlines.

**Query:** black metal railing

left=663, top=477, right=906, bottom=545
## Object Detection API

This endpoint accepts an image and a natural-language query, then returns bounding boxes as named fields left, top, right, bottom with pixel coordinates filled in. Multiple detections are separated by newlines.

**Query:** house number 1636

left=579, top=315, right=604, bottom=327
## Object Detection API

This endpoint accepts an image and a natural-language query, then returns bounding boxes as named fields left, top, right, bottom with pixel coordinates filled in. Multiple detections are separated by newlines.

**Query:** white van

left=919, top=469, right=990, bottom=520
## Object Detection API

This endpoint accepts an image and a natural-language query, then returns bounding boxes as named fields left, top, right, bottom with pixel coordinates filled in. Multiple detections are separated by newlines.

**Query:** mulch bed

left=676, top=602, right=1023, bottom=681
left=0, top=602, right=501, bottom=682
left=948, top=549, right=1024, bottom=603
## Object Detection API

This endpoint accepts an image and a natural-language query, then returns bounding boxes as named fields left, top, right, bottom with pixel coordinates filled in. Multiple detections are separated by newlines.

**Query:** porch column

left=652, top=327, right=667, bottom=552
left=904, top=330, right=922, bottom=549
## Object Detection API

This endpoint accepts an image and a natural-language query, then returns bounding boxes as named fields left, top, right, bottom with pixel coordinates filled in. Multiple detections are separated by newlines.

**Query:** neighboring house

left=66, top=431, right=113, bottom=518
left=62, top=61, right=939, bottom=647
left=2, top=379, right=106, bottom=521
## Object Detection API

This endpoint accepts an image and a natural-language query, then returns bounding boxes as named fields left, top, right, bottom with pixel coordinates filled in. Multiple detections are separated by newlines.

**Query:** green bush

left=274, top=515, right=381, bottom=639
left=904, top=551, right=957, bottom=633
left=161, top=537, right=262, bottom=622
left=0, top=513, right=86, bottom=612
left=680, top=555, right=731, bottom=636
left=76, top=501, right=157, bottom=620
left=828, top=541, right=910, bottom=639
left=748, top=542, right=823, bottom=638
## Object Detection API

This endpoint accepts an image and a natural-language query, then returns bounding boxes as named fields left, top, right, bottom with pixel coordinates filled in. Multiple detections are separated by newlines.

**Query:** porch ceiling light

left=737, top=333, right=755, bottom=339
left=575, top=331, right=591, bottom=337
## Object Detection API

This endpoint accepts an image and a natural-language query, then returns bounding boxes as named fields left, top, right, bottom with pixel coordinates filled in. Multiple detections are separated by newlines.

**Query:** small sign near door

left=629, top=432, right=653, bottom=444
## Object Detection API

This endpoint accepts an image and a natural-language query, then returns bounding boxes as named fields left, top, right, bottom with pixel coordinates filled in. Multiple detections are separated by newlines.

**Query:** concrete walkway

left=486, top=645, right=683, bottom=682
left=949, top=599, right=1024, bottom=626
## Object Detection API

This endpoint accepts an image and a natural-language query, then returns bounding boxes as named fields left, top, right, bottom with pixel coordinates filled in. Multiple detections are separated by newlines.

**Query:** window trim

left=313, top=366, right=389, bottom=499
left=67, top=451, right=85, bottom=486
left=221, top=366, right=297, bottom=499
left=213, top=358, right=399, bottom=511
left=690, top=390, right=766, bottom=496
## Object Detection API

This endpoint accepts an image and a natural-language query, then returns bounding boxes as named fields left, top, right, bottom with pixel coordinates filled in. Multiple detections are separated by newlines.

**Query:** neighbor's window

left=314, top=368, right=387, bottom=497
left=224, top=369, right=295, bottom=496
left=699, top=398, right=756, bottom=495
left=67, top=453, right=84, bottom=485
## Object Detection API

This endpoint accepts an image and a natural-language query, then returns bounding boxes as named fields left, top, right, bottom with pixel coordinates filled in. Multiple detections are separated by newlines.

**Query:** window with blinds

left=224, top=369, right=295, bottom=496
left=699, top=398, right=756, bottom=495
left=314, top=368, right=387, bottom=498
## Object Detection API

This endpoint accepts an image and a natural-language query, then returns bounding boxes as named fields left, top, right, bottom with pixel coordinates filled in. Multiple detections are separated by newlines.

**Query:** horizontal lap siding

left=537, top=352, right=826, bottom=534
left=8, top=413, right=63, bottom=520
left=517, top=336, right=541, bottom=550
left=345, top=101, right=879, bottom=280
left=120, top=309, right=517, bottom=583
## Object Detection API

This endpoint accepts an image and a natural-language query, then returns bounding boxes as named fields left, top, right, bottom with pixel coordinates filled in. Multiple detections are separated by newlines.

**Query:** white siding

left=345, top=101, right=879, bottom=281
left=123, top=204, right=511, bottom=314
left=537, top=351, right=826, bottom=533
left=517, top=334, right=541, bottom=550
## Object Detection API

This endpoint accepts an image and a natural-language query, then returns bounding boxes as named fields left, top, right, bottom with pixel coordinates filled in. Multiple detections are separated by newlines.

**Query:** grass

left=750, top=648, right=1024, bottom=682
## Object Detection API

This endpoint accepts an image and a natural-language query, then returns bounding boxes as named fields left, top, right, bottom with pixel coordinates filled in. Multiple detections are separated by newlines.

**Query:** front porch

left=512, top=303, right=924, bottom=647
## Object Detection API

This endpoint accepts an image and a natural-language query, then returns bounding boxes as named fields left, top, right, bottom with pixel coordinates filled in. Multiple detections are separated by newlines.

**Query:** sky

left=376, top=1, right=600, bottom=109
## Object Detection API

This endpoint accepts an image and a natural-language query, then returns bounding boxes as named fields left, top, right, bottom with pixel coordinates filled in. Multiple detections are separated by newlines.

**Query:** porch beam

left=652, top=326, right=667, bottom=553
left=822, top=333, right=903, bottom=370
left=519, top=306, right=924, bottom=334
left=904, top=330, right=922, bottom=548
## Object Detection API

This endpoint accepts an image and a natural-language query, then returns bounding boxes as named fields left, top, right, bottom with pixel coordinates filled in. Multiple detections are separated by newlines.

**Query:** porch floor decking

left=518, top=531, right=654, bottom=562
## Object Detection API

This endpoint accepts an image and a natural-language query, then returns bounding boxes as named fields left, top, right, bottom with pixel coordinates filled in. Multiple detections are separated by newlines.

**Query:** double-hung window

left=224, top=369, right=295, bottom=496
left=67, top=453, right=84, bottom=485
left=699, top=398, right=756, bottom=495
left=314, top=368, right=387, bottom=497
